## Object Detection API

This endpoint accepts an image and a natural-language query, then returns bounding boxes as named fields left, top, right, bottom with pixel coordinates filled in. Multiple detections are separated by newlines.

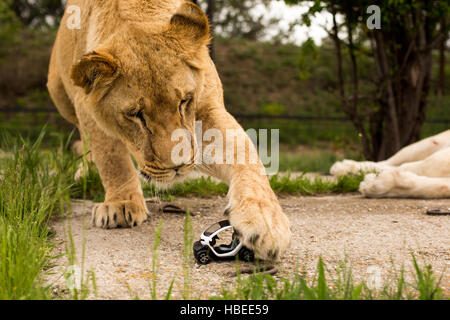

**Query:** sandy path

left=48, top=195, right=450, bottom=299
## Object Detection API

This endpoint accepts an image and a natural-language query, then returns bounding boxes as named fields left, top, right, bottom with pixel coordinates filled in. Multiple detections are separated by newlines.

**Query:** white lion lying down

left=330, top=130, right=450, bottom=198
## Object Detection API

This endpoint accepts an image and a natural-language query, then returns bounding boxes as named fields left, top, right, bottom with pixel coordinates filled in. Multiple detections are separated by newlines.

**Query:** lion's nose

left=171, top=164, right=183, bottom=173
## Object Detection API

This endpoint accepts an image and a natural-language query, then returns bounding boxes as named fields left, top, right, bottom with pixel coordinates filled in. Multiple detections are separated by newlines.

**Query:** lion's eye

left=129, top=109, right=147, bottom=127
left=179, top=95, right=193, bottom=117
left=137, top=111, right=147, bottom=126
left=179, top=99, right=188, bottom=116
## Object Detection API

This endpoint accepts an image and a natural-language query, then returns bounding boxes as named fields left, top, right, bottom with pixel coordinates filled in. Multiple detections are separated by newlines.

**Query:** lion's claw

left=228, top=198, right=291, bottom=261
left=92, top=199, right=148, bottom=229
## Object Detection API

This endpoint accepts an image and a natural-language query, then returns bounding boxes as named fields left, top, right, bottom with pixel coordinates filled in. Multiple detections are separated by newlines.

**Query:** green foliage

left=70, top=160, right=105, bottom=203
left=8, top=0, right=65, bottom=27
left=269, top=173, right=364, bottom=195
left=0, top=130, right=75, bottom=299
left=69, top=166, right=363, bottom=201
left=297, top=38, right=318, bottom=80
left=2, top=32, right=447, bottom=150
left=0, top=0, right=20, bottom=54
left=148, top=219, right=174, bottom=300
left=0, top=28, right=56, bottom=108
left=279, top=150, right=339, bottom=172
left=215, top=258, right=363, bottom=300
left=63, top=220, right=98, bottom=300
left=197, top=0, right=279, bottom=40
left=182, top=211, right=194, bottom=299
left=150, top=172, right=365, bottom=198
left=143, top=176, right=228, bottom=199
left=215, top=255, right=446, bottom=300
left=260, top=103, right=286, bottom=116
left=411, top=254, right=443, bottom=300
left=284, top=0, right=450, bottom=160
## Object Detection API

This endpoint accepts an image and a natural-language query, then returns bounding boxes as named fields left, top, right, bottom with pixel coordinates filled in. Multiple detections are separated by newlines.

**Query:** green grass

left=182, top=211, right=194, bottom=299
left=214, top=255, right=445, bottom=300
left=78, top=166, right=363, bottom=201
left=143, top=176, right=229, bottom=199
left=63, top=220, right=98, bottom=300
left=136, top=213, right=447, bottom=301
left=279, top=150, right=339, bottom=173
left=0, top=130, right=75, bottom=299
left=269, top=173, right=364, bottom=195
left=70, top=160, right=105, bottom=202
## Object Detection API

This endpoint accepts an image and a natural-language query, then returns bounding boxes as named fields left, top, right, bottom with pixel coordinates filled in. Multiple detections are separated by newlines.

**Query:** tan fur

left=48, top=0, right=291, bottom=260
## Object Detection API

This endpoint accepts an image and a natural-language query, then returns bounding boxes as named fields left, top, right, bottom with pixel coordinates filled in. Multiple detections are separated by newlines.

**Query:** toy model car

left=193, top=220, right=255, bottom=265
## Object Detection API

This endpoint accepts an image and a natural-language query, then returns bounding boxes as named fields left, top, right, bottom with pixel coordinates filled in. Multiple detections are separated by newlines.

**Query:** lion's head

left=70, top=2, right=210, bottom=184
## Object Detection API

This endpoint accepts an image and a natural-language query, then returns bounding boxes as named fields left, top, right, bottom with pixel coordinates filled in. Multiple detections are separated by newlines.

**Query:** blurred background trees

left=192, top=0, right=281, bottom=60
left=0, top=0, right=449, bottom=161
left=193, top=0, right=280, bottom=40
left=0, top=0, right=20, bottom=50
left=9, top=0, right=64, bottom=27
left=286, top=0, right=449, bottom=160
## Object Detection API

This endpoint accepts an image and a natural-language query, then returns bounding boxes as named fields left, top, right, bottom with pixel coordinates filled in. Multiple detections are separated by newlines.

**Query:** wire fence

left=1, top=107, right=449, bottom=123
left=1, top=107, right=448, bottom=146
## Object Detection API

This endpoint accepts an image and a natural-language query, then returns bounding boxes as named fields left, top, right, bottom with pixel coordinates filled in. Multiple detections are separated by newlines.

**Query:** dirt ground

left=48, top=194, right=450, bottom=299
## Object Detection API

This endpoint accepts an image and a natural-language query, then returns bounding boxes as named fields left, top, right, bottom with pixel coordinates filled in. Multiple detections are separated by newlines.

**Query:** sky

left=255, top=1, right=333, bottom=45
left=53, top=0, right=330, bottom=45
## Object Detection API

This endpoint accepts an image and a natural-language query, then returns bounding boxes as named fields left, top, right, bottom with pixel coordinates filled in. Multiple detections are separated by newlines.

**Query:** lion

left=330, top=130, right=450, bottom=198
left=47, top=0, right=291, bottom=260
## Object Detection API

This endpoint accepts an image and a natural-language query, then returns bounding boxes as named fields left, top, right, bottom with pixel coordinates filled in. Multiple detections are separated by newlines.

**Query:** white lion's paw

left=330, top=159, right=361, bottom=176
left=331, top=159, right=391, bottom=176
left=359, top=169, right=416, bottom=198
left=359, top=173, right=391, bottom=197
left=227, top=197, right=291, bottom=261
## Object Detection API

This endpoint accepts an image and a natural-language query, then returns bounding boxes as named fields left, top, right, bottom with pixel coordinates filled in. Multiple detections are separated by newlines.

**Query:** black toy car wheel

left=193, top=242, right=212, bottom=265
left=196, top=249, right=211, bottom=264
left=238, top=247, right=255, bottom=262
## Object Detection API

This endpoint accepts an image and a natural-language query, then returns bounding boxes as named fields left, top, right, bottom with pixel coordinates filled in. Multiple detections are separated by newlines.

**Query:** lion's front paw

left=92, top=196, right=148, bottom=228
left=330, top=159, right=360, bottom=176
left=331, top=159, right=389, bottom=176
left=359, top=173, right=387, bottom=197
left=359, top=169, right=415, bottom=198
left=228, top=198, right=291, bottom=261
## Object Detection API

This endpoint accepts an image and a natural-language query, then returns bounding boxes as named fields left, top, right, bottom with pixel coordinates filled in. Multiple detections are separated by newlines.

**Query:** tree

left=0, top=0, right=20, bottom=56
left=193, top=0, right=278, bottom=60
left=195, top=0, right=278, bottom=40
left=9, top=0, right=65, bottom=27
left=205, top=0, right=215, bottom=60
left=438, top=16, right=448, bottom=96
left=286, top=0, right=450, bottom=160
left=190, top=0, right=215, bottom=60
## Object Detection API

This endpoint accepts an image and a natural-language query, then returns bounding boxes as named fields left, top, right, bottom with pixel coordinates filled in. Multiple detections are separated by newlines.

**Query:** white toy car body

left=193, top=220, right=254, bottom=264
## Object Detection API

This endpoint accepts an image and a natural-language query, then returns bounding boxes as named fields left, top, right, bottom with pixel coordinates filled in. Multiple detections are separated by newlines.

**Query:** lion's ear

left=70, top=50, right=120, bottom=94
left=168, top=2, right=210, bottom=49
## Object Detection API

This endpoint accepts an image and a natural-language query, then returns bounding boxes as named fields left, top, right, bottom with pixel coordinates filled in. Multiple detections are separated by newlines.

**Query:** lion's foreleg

left=77, top=110, right=148, bottom=228
left=195, top=109, right=291, bottom=260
